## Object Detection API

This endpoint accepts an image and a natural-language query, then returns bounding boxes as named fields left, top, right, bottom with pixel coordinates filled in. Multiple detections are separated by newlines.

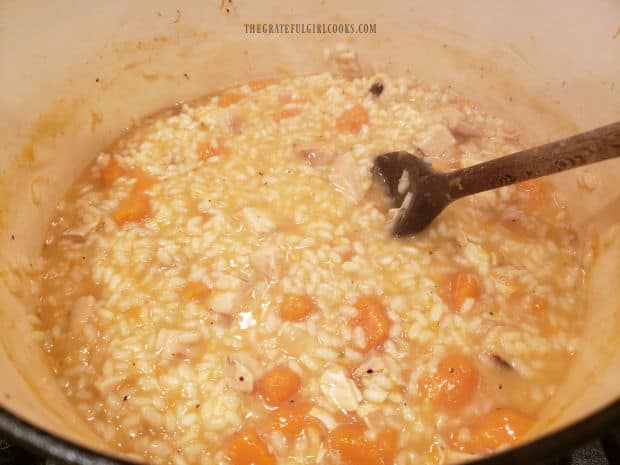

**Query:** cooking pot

left=1, top=1, right=620, bottom=464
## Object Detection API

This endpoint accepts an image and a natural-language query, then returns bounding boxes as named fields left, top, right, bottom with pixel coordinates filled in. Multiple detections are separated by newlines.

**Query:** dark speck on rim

left=369, top=81, right=384, bottom=96
left=366, top=369, right=374, bottom=374
left=492, top=354, right=513, bottom=370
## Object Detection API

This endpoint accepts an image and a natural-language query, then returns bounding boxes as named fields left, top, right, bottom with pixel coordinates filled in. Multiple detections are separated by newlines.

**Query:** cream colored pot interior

left=1, top=0, right=620, bottom=460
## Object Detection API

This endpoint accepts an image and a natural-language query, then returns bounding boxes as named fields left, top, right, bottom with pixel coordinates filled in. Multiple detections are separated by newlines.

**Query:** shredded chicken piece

left=63, top=217, right=100, bottom=240
left=224, top=354, right=259, bottom=392
left=155, top=329, right=201, bottom=360
left=319, top=367, right=363, bottom=411
left=241, top=207, right=276, bottom=234
left=435, top=105, right=484, bottom=137
left=452, top=119, right=484, bottom=137
left=297, top=144, right=335, bottom=166
left=417, top=124, right=456, bottom=157
left=250, top=246, right=281, bottom=282
left=206, top=274, right=249, bottom=315
left=329, top=154, right=368, bottom=203
left=207, top=291, right=239, bottom=315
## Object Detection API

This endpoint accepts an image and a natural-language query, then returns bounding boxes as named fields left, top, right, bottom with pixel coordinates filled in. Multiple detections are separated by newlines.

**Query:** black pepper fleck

left=258, top=171, right=264, bottom=176
left=369, top=81, right=384, bottom=96
left=95, top=77, right=100, bottom=83
left=183, top=73, right=190, bottom=79
left=239, top=376, right=244, bottom=382
left=366, top=369, right=374, bottom=374
left=195, top=404, right=200, bottom=409
left=11, top=235, right=15, bottom=240
left=123, top=395, right=129, bottom=401
left=498, top=384, right=503, bottom=390
left=448, top=367, right=455, bottom=373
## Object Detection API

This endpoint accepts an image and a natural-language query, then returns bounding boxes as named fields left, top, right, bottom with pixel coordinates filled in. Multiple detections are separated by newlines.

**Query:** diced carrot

left=256, top=366, right=302, bottom=406
left=272, top=107, right=302, bottom=121
left=112, top=191, right=151, bottom=226
left=530, top=295, right=547, bottom=314
left=225, top=428, right=275, bottom=465
left=517, top=178, right=550, bottom=203
left=328, top=422, right=398, bottom=465
left=267, top=403, right=323, bottom=441
left=458, top=408, right=534, bottom=454
left=99, top=157, right=125, bottom=187
left=248, top=79, right=277, bottom=91
left=418, top=353, right=479, bottom=413
left=446, top=272, right=480, bottom=312
left=280, top=294, right=315, bottom=322
left=336, top=104, right=369, bottom=134
left=180, top=281, right=211, bottom=302
left=352, top=296, right=391, bottom=352
left=218, top=91, right=245, bottom=107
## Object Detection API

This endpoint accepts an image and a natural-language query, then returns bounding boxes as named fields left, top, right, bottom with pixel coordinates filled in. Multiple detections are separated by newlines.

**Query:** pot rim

left=1, top=397, right=619, bottom=464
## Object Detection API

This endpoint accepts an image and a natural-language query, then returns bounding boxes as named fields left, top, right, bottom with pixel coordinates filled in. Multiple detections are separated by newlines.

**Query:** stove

left=0, top=436, right=616, bottom=465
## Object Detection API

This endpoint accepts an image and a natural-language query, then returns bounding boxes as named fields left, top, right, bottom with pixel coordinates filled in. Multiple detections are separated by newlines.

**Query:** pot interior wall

left=1, top=0, right=619, bottom=459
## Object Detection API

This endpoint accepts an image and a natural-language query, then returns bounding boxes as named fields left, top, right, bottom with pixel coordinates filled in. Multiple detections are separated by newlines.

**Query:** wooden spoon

left=373, top=121, right=620, bottom=236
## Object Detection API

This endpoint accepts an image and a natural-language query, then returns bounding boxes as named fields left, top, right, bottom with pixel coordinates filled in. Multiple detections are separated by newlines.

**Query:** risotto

left=32, top=73, right=585, bottom=465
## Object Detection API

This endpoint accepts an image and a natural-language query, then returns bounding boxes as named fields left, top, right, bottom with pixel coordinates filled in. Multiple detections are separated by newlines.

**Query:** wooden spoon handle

left=446, top=121, right=620, bottom=199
